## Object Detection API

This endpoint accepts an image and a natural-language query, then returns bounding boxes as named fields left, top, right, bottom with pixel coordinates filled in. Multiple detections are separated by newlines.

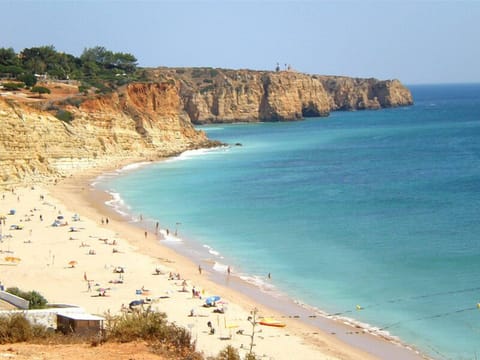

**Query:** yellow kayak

left=259, top=318, right=286, bottom=328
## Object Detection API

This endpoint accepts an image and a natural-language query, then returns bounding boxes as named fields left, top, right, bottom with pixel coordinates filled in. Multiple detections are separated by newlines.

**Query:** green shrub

left=63, top=97, right=83, bottom=108
left=78, top=84, right=89, bottom=94
left=31, top=86, right=51, bottom=97
left=6, top=287, right=48, bottom=309
left=199, top=84, right=215, bottom=94
left=55, top=110, right=74, bottom=123
left=17, top=73, right=37, bottom=87
left=192, top=68, right=204, bottom=78
left=2, top=82, right=24, bottom=91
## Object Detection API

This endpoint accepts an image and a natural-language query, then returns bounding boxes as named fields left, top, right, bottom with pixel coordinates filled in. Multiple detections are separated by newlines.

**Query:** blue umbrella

left=205, top=295, right=221, bottom=305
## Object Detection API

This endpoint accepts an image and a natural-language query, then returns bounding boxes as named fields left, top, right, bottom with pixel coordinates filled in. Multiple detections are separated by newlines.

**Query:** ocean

left=96, top=83, right=480, bottom=359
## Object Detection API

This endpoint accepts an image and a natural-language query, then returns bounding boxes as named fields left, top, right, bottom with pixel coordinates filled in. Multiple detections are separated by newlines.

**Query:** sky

left=1, top=0, right=479, bottom=84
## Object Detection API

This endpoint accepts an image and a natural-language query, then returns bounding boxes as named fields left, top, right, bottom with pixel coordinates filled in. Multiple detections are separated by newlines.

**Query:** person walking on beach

left=144, top=231, right=147, bottom=239
left=227, top=266, right=231, bottom=276
left=198, top=265, right=202, bottom=275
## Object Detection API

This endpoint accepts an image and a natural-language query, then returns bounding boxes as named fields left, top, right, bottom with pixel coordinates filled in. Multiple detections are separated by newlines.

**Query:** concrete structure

left=57, top=312, right=104, bottom=336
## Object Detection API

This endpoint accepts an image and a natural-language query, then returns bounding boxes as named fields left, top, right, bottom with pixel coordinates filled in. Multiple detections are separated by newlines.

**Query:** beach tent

left=129, top=299, right=145, bottom=310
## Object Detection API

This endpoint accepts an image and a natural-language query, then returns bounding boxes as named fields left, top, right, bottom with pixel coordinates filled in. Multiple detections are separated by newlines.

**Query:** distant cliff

left=146, top=68, right=413, bottom=124
left=0, top=82, right=214, bottom=186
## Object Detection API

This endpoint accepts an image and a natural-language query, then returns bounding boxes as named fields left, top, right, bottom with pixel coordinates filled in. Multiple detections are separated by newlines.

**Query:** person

left=105, top=217, right=109, bottom=225
left=101, top=218, right=104, bottom=225
left=207, top=321, right=215, bottom=335
left=198, top=265, right=202, bottom=275
left=227, top=266, right=231, bottom=275
left=268, top=272, right=271, bottom=279
left=144, top=231, right=147, bottom=239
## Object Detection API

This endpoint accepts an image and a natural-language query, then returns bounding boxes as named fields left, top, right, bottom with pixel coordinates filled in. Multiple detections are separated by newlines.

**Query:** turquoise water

left=98, top=84, right=480, bottom=359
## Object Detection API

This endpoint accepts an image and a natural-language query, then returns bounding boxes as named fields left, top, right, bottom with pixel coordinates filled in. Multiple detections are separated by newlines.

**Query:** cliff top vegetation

left=0, top=45, right=146, bottom=94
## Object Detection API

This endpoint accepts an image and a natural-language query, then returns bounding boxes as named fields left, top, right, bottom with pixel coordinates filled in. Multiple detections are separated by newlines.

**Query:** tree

left=0, top=47, right=19, bottom=66
left=17, top=73, right=37, bottom=87
left=31, top=85, right=51, bottom=98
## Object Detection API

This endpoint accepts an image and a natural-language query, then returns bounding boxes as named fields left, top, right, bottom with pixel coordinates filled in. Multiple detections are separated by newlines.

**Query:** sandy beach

left=0, top=162, right=426, bottom=360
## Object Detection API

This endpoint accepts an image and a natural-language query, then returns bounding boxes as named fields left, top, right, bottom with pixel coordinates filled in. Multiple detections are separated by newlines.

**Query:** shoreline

left=60, top=157, right=427, bottom=360
left=0, top=156, right=427, bottom=359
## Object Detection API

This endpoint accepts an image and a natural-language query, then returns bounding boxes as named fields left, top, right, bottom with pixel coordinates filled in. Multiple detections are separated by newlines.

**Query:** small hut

left=56, top=312, right=104, bottom=336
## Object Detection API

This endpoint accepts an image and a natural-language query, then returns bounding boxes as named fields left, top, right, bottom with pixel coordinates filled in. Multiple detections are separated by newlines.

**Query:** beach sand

left=0, top=164, right=425, bottom=360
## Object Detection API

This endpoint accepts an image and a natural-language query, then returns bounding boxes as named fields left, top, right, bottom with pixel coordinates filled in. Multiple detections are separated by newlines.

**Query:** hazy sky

left=2, top=0, right=479, bottom=84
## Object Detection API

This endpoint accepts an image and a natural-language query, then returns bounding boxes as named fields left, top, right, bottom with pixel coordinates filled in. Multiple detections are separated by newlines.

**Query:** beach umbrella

left=205, top=295, right=221, bottom=306
left=68, top=260, right=77, bottom=268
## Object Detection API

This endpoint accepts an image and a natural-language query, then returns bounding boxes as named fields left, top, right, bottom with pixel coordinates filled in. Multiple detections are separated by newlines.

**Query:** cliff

left=0, top=68, right=413, bottom=186
left=0, top=82, right=213, bottom=186
left=146, top=68, right=413, bottom=124
left=317, top=76, right=413, bottom=111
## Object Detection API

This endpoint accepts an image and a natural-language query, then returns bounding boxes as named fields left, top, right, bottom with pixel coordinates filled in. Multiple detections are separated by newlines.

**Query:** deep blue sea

left=97, top=84, right=480, bottom=359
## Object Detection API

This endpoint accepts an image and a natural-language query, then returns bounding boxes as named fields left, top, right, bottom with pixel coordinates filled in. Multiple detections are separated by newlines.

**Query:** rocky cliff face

left=317, top=76, right=413, bottom=111
left=0, top=82, right=213, bottom=186
left=146, top=68, right=413, bottom=124
left=0, top=68, right=414, bottom=186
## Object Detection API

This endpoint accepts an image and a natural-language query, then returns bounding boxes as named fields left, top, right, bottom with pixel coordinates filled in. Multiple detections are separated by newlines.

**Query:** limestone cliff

left=0, top=82, right=213, bottom=186
left=317, top=76, right=413, bottom=111
left=0, top=68, right=414, bottom=186
left=146, top=68, right=413, bottom=124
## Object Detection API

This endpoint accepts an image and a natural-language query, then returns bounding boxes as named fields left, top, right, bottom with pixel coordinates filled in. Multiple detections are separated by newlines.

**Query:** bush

left=199, top=84, right=215, bottom=94
left=0, top=313, right=54, bottom=343
left=55, top=110, right=74, bottom=123
left=31, top=86, right=51, bottom=97
left=215, top=345, right=240, bottom=360
left=2, top=82, right=24, bottom=91
left=105, top=309, right=200, bottom=357
left=6, top=287, right=48, bottom=309
left=78, top=84, right=89, bottom=95
left=17, top=73, right=37, bottom=87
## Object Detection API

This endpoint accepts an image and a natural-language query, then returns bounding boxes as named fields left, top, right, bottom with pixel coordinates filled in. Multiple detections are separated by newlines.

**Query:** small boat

left=259, top=318, right=286, bottom=328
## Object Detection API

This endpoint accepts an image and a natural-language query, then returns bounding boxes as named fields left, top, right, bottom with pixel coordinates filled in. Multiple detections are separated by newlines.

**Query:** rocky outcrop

left=146, top=68, right=413, bottom=124
left=0, top=82, right=214, bottom=186
left=317, top=76, right=413, bottom=111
